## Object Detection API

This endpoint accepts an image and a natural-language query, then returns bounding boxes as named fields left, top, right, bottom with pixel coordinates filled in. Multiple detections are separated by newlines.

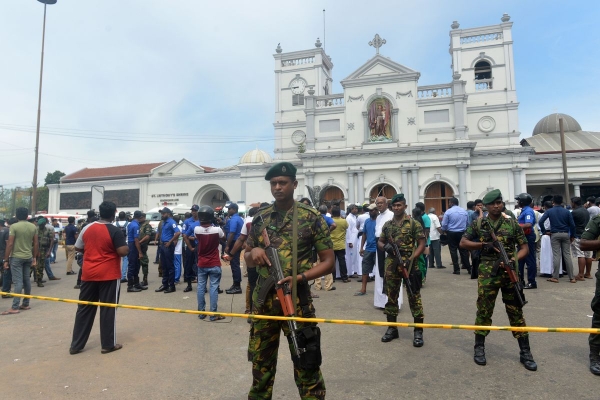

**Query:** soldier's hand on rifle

left=277, top=274, right=301, bottom=286
left=383, top=243, right=395, bottom=256
left=482, top=242, right=499, bottom=253
left=249, top=247, right=271, bottom=266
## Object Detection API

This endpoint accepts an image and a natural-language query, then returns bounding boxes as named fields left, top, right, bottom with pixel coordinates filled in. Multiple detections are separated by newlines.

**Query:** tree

left=44, top=170, right=66, bottom=186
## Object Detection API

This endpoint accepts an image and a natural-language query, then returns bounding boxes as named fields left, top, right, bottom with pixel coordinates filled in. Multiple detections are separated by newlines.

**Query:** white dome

left=239, top=149, right=273, bottom=164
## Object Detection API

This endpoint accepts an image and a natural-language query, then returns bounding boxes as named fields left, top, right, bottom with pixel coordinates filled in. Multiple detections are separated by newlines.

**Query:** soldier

left=580, top=215, right=600, bottom=375
left=138, top=213, right=153, bottom=286
left=245, top=162, right=334, bottom=399
left=35, top=218, right=55, bottom=287
left=460, top=189, right=537, bottom=371
left=377, top=194, right=426, bottom=347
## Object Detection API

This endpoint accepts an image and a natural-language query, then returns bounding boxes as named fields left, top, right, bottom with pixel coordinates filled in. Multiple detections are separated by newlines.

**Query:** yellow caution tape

left=1, top=291, right=598, bottom=334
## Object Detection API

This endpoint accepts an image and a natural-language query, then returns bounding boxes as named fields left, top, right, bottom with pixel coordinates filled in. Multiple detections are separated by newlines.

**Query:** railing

left=460, top=33, right=502, bottom=44
left=281, top=57, right=314, bottom=67
left=475, top=79, right=493, bottom=91
left=315, top=94, right=344, bottom=108
left=417, top=85, right=453, bottom=99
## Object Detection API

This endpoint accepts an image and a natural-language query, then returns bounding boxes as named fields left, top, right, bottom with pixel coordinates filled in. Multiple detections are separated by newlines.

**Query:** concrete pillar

left=346, top=170, right=355, bottom=205
left=305, top=171, right=315, bottom=188
left=305, top=96, right=316, bottom=151
left=511, top=168, right=522, bottom=196
left=456, top=164, right=468, bottom=206
left=400, top=167, right=409, bottom=199
left=411, top=168, right=420, bottom=206
left=574, top=184, right=581, bottom=197
left=241, top=181, right=247, bottom=204
left=356, top=170, right=365, bottom=204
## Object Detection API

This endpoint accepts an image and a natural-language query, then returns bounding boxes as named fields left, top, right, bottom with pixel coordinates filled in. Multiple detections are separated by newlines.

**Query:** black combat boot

left=517, top=336, right=537, bottom=371
left=474, top=334, right=486, bottom=365
left=590, top=346, right=600, bottom=376
left=142, top=275, right=148, bottom=287
left=413, top=318, right=424, bottom=347
left=183, top=280, right=193, bottom=293
left=381, top=315, right=399, bottom=343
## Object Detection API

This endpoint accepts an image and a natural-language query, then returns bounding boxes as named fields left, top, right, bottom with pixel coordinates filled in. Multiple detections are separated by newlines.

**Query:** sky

left=0, top=0, right=598, bottom=189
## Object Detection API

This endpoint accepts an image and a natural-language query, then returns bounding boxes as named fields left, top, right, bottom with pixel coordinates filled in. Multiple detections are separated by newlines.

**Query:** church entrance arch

left=321, top=186, right=345, bottom=210
left=424, top=182, right=454, bottom=213
left=369, top=184, right=397, bottom=202
left=193, top=184, right=230, bottom=209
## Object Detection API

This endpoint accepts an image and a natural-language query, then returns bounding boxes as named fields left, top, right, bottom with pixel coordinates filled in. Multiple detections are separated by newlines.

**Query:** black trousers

left=183, top=246, right=197, bottom=283
left=447, top=231, right=470, bottom=272
left=71, top=279, right=120, bottom=351
left=376, top=237, right=386, bottom=277
left=334, top=249, right=348, bottom=280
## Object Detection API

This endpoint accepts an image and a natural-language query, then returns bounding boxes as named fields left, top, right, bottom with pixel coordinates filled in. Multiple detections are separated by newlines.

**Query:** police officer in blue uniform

left=516, top=193, right=537, bottom=289
left=155, top=207, right=180, bottom=293
left=182, top=205, right=200, bottom=293
left=127, top=210, right=147, bottom=292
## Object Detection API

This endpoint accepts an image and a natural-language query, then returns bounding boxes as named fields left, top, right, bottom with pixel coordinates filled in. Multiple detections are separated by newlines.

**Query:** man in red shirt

left=194, top=205, right=225, bottom=322
left=69, top=201, right=129, bottom=355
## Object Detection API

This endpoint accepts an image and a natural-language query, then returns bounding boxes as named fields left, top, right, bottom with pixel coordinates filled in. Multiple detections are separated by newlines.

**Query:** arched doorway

left=193, top=184, right=230, bottom=209
left=321, top=186, right=345, bottom=210
left=369, top=184, right=397, bottom=202
left=424, top=182, right=454, bottom=214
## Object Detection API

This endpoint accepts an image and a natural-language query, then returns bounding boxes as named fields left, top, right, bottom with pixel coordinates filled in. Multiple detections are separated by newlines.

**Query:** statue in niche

left=368, top=98, right=392, bottom=141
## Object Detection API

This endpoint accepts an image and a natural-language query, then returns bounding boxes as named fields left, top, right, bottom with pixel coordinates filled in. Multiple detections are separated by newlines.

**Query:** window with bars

left=292, top=94, right=305, bottom=106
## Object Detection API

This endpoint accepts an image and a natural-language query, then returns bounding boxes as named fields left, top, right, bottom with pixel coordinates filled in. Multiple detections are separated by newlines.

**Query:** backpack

left=115, top=220, right=129, bottom=238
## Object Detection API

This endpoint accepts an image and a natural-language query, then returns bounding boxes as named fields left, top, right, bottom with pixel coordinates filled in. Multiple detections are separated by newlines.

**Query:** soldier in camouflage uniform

left=139, top=213, right=153, bottom=286
left=377, top=194, right=426, bottom=347
left=245, top=162, right=334, bottom=400
left=460, top=189, right=537, bottom=371
left=580, top=215, right=600, bottom=375
left=35, top=218, right=54, bottom=287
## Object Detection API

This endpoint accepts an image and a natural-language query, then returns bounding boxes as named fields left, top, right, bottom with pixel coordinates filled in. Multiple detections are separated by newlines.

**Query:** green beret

left=265, top=162, right=297, bottom=180
left=391, top=193, right=405, bottom=204
left=482, top=189, right=502, bottom=205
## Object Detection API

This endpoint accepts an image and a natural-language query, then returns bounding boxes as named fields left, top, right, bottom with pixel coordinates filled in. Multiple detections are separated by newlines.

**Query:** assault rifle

left=485, top=220, right=527, bottom=307
left=260, top=229, right=305, bottom=359
left=385, top=236, right=415, bottom=298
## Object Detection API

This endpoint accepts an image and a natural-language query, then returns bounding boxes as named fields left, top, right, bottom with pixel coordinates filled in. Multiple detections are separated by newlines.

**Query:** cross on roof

left=369, top=34, right=386, bottom=55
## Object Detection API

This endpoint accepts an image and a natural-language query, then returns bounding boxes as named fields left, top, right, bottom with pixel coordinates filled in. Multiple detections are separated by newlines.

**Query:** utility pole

left=559, top=117, right=570, bottom=202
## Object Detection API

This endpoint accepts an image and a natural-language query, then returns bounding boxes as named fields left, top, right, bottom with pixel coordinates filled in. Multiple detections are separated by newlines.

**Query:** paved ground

left=1, top=246, right=598, bottom=399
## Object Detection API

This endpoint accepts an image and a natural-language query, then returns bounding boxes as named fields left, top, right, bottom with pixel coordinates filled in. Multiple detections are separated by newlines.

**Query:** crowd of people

left=2, top=166, right=600, bottom=397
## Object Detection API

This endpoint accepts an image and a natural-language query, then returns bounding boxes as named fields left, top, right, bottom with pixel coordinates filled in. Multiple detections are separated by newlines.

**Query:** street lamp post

left=31, top=0, right=57, bottom=214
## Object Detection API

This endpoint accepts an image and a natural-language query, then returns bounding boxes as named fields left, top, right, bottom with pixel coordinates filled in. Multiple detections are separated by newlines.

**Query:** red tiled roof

left=62, top=162, right=166, bottom=182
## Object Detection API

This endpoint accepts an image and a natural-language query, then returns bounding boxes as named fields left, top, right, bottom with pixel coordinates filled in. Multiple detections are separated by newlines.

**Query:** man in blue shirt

left=538, top=194, right=576, bottom=282
left=516, top=193, right=538, bottom=289
left=224, top=203, right=244, bottom=294
left=155, top=207, right=180, bottom=293
left=64, top=216, right=79, bottom=275
left=357, top=204, right=378, bottom=295
left=182, top=206, right=200, bottom=293
left=127, top=211, right=146, bottom=292
left=441, top=197, right=471, bottom=274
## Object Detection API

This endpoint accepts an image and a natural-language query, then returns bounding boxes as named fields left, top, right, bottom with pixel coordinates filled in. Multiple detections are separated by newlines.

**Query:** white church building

left=48, top=14, right=600, bottom=215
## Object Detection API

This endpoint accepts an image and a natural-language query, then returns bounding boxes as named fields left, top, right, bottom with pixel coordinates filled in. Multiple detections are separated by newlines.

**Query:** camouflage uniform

left=246, top=202, right=333, bottom=400
left=139, top=221, right=153, bottom=280
left=36, top=226, right=54, bottom=283
left=463, top=216, right=528, bottom=338
left=581, top=215, right=600, bottom=347
left=380, top=216, right=425, bottom=318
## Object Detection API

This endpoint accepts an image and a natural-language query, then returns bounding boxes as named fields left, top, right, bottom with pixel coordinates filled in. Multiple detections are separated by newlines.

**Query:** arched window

left=474, top=61, right=492, bottom=89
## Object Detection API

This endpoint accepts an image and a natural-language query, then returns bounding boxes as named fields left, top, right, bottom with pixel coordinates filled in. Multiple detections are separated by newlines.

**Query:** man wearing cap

left=155, top=208, right=180, bottom=293
left=138, top=213, right=153, bottom=286
left=35, top=217, right=56, bottom=287
left=460, top=189, right=537, bottom=371
left=182, top=205, right=201, bottom=293
left=580, top=214, right=600, bottom=375
left=126, top=211, right=146, bottom=292
left=224, top=202, right=244, bottom=294
left=356, top=204, right=379, bottom=295
left=378, top=194, right=426, bottom=347
left=245, top=161, right=334, bottom=399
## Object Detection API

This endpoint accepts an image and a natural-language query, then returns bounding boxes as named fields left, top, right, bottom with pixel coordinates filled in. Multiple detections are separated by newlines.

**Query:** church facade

left=47, top=14, right=600, bottom=215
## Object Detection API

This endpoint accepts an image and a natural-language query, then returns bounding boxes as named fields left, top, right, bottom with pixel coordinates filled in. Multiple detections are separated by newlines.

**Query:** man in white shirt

left=345, top=204, right=360, bottom=278
left=428, top=208, right=444, bottom=269
left=374, top=196, right=397, bottom=309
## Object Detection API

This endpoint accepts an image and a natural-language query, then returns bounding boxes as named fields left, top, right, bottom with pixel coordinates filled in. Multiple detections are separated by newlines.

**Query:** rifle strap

left=292, top=202, right=298, bottom=311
